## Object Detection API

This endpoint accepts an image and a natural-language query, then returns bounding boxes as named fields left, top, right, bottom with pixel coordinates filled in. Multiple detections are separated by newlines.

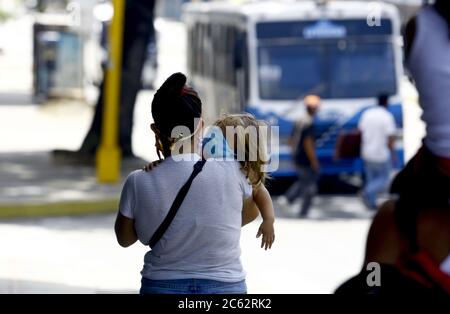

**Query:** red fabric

left=436, top=154, right=450, bottom=177
left=397, top=251, right=450, bottom=294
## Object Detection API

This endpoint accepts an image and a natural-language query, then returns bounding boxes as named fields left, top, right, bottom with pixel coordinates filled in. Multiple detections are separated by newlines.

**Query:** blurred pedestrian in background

left=358, top=94, right=397, bottom=210
left=278, top=95, right=321, bottom=218
left=53, top=0, right=156, bottom=163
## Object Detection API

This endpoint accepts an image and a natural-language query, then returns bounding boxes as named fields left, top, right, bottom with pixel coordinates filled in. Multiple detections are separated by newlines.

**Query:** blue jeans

left=140, top=278, right=247, bottom=294
left=363, top=161, right=391, bottom=209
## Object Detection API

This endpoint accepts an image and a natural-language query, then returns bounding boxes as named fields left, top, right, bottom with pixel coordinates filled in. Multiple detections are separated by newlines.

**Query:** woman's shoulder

left=205, top=159, right=243, bottom=175
left=120, top=169, right=143, bottom=191
left=203, top=159, right=249, bottom=183
left=125, top=169, right=145, bottom=180
left=128, top=158, right=176, bottom=179
left=123, top=168, right=159, bottom=188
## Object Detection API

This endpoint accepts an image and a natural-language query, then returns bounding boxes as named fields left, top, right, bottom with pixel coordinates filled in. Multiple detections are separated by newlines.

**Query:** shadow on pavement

left=0, top=213, right=115, bottom=231
left=267, top=175, right=361, bottom=196
left=0, top=92, right=33, bottom=106
left=274, top=195, right=376, bottom=221
left=0, top=151, right=149, bottom=205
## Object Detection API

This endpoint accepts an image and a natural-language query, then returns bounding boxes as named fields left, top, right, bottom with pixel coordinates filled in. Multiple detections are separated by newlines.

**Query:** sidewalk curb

left=0, top=198, right=119, bottom=219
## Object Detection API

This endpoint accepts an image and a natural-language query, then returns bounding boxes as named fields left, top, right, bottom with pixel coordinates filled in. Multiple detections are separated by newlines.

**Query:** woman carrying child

left=114, top=73, right=275, bottom=294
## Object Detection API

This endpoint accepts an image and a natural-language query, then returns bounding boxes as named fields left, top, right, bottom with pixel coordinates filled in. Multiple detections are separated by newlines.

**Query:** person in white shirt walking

left=358, top=94, right=397, bottom=210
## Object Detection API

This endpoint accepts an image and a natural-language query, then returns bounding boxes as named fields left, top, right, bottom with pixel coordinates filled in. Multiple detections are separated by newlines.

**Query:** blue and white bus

left=183, top=0, right=405, bottom=178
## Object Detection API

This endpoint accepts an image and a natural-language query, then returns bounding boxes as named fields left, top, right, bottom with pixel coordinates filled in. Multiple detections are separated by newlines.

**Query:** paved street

left=0, top=15, right=425, bottom=294
left=0, top=203, right=372, bottom=294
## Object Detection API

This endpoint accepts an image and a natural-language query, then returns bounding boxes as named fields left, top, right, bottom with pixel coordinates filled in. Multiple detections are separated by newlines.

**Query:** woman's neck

left=166, top=138, right=201, bottom=158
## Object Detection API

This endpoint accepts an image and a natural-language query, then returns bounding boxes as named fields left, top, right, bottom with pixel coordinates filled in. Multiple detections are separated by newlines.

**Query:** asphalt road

left=0, top=196, right=372, bottom=294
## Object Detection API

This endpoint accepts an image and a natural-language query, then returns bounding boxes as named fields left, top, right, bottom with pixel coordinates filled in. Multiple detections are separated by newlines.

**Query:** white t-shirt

left=407, top=6, right=450, bottom=158
left=119, top=153, right=253, bottom=282
left=358, top=106, right=396, bottom=163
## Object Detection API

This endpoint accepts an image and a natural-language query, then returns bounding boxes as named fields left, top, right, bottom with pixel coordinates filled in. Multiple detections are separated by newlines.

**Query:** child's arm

left=242, top=197, right=260, bottom=227
left=252, top=184, right=275, bottom=250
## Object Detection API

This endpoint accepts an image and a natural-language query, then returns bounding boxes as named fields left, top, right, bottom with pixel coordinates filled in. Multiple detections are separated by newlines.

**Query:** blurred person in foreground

left=358, top=94, right=397, bottom=210
left=53, top=0, right=156, bottom=163
left=277, top=95, right=321, bottom=218
left=336, top=0, right=450, bottom=294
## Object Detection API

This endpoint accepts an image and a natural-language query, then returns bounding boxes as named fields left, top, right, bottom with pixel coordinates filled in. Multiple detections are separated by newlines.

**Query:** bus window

left=234, top=31, right=249, bottom=107
left=257, top=40, right=397, bottom=100
left=187, top=25, right=194, bottom=75
left=201, top=23, right=207, bottom=77
left=328, top=40, right=397, bottom=98
left=226, top=27, right=237, bottom=86
left=204, top=24, right=214, bottom=78
left=195, top=23, right=203, bottom=75
left=223, top=26, right=231, bottom=84
left=258, top=44, right=326, bottom=100
left=217, top=25, right=227, bottom=82
left=211, top=24, right=220, bottom=81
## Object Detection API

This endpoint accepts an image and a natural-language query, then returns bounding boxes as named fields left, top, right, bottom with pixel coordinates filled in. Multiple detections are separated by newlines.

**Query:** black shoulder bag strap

left=149, top=159, right=207, bottom=248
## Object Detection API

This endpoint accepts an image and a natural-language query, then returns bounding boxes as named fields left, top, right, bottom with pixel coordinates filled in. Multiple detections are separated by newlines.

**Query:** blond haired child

left=145, top=113, right=276, bottom=249
left=203, top=113, right=275, bottom=250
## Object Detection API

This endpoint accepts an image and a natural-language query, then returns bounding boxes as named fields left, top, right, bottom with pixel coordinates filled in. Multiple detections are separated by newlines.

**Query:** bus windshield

left=258, top=40, right=397, bottom=100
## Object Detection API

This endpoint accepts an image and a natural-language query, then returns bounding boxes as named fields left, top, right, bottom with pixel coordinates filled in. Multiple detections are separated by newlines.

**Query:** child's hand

left=256, top=220, right=275, bottom=250
left=143, top=160, right=163, bottom=172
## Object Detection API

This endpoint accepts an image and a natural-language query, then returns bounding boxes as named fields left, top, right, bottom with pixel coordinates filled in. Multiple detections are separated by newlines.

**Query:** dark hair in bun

left=151, top=73, right=202, bottom=156
left=155, top=72, right=187, bottom=98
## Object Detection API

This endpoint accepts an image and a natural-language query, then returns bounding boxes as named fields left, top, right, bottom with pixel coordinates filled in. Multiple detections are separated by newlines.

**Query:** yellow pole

left=96, top=0, right=124, bottom=183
